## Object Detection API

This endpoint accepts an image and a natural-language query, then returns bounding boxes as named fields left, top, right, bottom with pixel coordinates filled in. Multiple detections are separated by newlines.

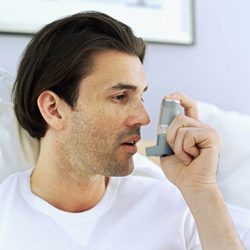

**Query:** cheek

left=72, top=109, right=120, bottom=143
left=93, top=116, right=121, bottom=140
left=90, top=106, right=124, bottom=133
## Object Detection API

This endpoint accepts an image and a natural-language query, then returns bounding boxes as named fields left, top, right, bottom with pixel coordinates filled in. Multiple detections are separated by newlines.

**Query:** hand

left=160, top=93, right=245, bottom=249
left=160, top=93, right=221, bottom=192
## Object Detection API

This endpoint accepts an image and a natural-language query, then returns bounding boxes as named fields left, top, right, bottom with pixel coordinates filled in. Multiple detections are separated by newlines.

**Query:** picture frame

left=0, top=0, right=194, bottom=45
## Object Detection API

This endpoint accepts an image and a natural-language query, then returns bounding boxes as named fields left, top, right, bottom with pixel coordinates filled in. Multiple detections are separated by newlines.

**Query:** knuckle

left=205, top=127, right=221, bottom=146
left=183, top=130, right=195, bottom=148
left=173, top=128, right=185, bottom=152
left=209, top=127, right=220, bottom=137
left=174, top=114, right=186, bottom=124
left=173, top=143, right=182, bottom=157
left=185, top=129, right=193, bottom=138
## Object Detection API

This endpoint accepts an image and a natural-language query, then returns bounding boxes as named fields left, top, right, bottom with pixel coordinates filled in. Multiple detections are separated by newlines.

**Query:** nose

left=127, top=102, right=151, bottom=127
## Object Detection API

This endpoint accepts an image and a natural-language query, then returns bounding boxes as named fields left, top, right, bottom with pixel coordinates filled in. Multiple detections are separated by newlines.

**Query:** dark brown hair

left=12, top=11, right=145, bottom=139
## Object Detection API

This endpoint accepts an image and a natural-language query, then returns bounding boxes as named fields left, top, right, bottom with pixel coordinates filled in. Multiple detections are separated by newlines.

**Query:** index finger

left=165, top=92, right=199, bottom=120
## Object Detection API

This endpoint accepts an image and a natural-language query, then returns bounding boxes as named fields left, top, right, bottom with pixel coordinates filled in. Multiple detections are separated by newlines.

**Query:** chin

left=118, top=166, right=134, bottom=176
left=120, top=157, right=134, bottom=176
left=105, top=157, right=134, bottom=177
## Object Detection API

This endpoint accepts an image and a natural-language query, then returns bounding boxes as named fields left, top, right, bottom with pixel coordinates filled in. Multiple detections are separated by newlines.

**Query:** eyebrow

left=110, top=83, right=148, bottom=92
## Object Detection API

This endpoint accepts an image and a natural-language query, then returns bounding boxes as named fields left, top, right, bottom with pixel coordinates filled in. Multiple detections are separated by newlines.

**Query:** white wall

left=1, top=0, right=250, bottom=139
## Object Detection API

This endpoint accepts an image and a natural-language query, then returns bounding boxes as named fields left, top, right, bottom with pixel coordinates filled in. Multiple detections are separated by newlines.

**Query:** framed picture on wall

left=0, top=0, right=194, bottom=45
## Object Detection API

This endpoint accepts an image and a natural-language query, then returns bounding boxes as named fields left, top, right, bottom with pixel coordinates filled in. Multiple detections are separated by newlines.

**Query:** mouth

left=121, top=135, right=140, bottom=154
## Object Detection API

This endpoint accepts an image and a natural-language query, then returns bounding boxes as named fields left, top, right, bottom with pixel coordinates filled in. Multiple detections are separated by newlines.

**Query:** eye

left=112, top=93, right=128, bottom=103
left=113, top=94, right=125, bottom=100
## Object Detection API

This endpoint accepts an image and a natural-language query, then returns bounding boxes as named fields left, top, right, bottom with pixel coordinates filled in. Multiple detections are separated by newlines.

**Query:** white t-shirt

left=0, top=168, right=202, bottom=250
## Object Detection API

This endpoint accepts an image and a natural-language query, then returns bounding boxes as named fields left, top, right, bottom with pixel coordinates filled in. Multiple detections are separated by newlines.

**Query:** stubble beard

left=62, top=133, right=135, bottom=178
left=73, top=143, right=135, bottom=177
left=63, top=109, right=139, bottom=177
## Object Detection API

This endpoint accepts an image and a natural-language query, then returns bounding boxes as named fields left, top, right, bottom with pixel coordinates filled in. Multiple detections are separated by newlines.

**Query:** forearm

left=182, top=185, right=245, bottom=250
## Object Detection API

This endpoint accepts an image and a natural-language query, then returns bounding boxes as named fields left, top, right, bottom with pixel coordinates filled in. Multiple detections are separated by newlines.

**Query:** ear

left=37, top=90, right=69, bottom=132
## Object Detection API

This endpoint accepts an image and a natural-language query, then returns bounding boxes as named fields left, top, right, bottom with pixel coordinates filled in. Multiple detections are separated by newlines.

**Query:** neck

left=31, top=155, right=109, bottom=213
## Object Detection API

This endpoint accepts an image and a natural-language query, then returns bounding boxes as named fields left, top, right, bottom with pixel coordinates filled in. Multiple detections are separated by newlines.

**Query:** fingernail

left=165, top=93, right=180, bottom=100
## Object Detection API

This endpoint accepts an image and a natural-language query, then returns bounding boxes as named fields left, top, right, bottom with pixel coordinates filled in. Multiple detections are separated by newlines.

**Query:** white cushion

left=0, top=68, right=39, bottom=182
left=1, top=68, right=250, bottom=209
left=198, top=101, right=250, bottom=209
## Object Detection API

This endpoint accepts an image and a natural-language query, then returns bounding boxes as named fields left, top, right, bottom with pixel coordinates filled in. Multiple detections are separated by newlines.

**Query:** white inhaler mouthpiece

left=146, top=98, right=181, bottom=157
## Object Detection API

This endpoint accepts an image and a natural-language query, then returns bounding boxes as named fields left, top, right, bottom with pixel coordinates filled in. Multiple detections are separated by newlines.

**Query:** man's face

left=62, top=50, right=150, bottom=177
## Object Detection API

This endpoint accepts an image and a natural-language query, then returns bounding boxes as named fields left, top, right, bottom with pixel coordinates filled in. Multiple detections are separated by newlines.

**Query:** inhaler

left=146, top=98, right=182, bottom=157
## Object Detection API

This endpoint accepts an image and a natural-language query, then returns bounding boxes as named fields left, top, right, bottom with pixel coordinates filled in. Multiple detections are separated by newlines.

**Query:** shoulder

left=118, top=175, right=188, bottom=212
left=120, top=174, right=180, bottom=196
left=113, top=175, right=196, bottom=242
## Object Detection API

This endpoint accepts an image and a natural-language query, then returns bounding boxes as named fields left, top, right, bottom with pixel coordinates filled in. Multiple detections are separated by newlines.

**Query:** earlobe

left=37, top=91, right=65, bottom=131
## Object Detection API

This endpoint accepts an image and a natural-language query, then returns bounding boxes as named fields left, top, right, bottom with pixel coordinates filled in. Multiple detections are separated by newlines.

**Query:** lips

left=121, top=135, right=140, bottom=154
left=121, top=135, right=141, bottom=145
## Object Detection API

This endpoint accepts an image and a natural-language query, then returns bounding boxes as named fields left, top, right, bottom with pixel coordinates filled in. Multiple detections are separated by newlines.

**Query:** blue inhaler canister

left=146, top=98, right=182, bottom=157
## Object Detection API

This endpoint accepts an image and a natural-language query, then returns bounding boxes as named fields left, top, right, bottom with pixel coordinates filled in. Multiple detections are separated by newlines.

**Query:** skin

left=32, top=50, right=150, bottom=212
left=31, top=50, right=244, bottom=249
left=161, top=93, right=244, bottom=249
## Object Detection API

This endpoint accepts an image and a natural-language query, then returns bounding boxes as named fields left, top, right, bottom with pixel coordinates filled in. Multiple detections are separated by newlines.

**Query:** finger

left=173, top=127, right=193, bottom=165
left=167, top=115, right=208, bottom=150
left=195, top=127, right=221, bottom=151
left=165, top=92, right=199, bottom=120
left=183, top=127, right=220, bottom=152
left=183, top=130, right=200, bottom=158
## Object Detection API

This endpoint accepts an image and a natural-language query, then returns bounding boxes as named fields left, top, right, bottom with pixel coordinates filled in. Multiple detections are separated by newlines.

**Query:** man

left=0, top=11, right=246, bottom=249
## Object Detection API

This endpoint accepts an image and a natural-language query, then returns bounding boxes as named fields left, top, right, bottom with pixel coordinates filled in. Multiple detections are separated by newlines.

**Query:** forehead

left=78, top=50, right=148, bottom=96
